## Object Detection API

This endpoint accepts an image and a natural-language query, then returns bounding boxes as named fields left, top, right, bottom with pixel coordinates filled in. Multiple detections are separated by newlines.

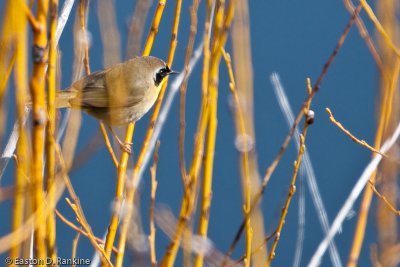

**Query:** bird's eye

left=154, top=66, right=171, bottom=86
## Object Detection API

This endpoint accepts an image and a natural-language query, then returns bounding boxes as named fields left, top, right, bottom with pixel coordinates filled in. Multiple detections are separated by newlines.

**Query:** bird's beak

left=169, top=70, right=179, bottom=75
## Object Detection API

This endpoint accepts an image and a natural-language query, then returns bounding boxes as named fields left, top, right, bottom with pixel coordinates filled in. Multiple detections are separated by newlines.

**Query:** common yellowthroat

left=56, top=56, right=176, bottom=126
left=56, top=56, right=176, bottom=152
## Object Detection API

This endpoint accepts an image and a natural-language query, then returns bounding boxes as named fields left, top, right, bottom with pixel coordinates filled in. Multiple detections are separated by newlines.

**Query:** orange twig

left=326, top=108, right=400, bottom=164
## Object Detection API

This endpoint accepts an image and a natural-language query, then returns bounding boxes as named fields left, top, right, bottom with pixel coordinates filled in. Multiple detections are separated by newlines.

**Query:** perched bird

left=56, top=56, right=176, bottom=152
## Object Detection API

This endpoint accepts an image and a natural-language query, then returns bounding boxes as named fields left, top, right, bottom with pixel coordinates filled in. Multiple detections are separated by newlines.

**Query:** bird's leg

left=108, top=126, right=132, bottom=154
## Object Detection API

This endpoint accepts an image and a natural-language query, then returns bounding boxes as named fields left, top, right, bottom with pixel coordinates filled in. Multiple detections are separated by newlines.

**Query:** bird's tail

left=55, top=89, right=77, bottom=108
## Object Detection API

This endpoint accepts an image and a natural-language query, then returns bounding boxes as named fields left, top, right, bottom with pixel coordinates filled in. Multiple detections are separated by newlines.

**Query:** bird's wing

left=70, top=67, right=145, bottom=108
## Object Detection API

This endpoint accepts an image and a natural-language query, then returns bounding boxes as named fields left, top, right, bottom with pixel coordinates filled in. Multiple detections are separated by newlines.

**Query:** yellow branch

left=348, top=2, right=400, bottom=265
left=0, top=1, right=17, bottom=102
left=103, top=123, right=135, bottom=260
left=221, top=48, right=252, bottom=267
left=10, top=0, right=30, bottom=261
left=149, top=141, right=161, bottom=267
left=178, top=0, right=200, bottom=183
left=1, top=147, right=65, bottom=254
left=0, top=50, right=16, bottom=101
left=23, top=3, right=43, bottom=33
left=162, top=2, right=236, bottom=266
left=343, top=0, right=383, bottom=71
left=99, top=123, right=119, bottom=167
left=360, top=0, right=400, bottom=58
left=30, top=0, right=49, bottom=260
left=71, top=233, right=81, bottom=267
left=45, top=0, right=59, bottom=262
left=114, top=1, right=172, bottom=266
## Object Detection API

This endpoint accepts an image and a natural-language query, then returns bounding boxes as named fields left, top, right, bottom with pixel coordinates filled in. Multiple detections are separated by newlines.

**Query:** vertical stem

left=178, top=0, right=199, bottom=183
left=221, top=48, right=252, bottom=267
left=45, top=0, right=59, bottom=261
left=114, top=1, right=171, bottom=266
left=349, top=2, right=399, bottom=266
left=149, top=141, right=160, bottom=267
left=266, top=81, right=313, bottom=266
left=103, top=123, right=135, bottom=260
left=10, top=0, right=30, bottom=261
left=201, top=1, right=237, bottom=266
left=79, top=0, right=90, bottom=75
left=231, top=0, right=267, bottom=264
left=30, top=0, right=49, bottom=260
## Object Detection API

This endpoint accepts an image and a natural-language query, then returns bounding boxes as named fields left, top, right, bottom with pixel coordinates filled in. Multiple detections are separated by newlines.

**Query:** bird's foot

left=119, top=141, right=133, bottom=154
left=108, top=125, right=133, bottom=154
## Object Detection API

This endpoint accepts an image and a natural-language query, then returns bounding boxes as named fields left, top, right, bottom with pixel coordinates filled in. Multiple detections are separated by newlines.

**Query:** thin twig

left=149, top=141, right=160, bottom=267
left=271, top=73, right=341, bottom=267
left=221, top=48, right=252, bottom=267
left=23, top=3, right=43, bottom=32
left=55, top=144, right=113, bottom=266
left=360, top=0, right=400, bottom=57
left=55, top=209, right=119, bottom=254
left=178, top=0, right=199, bottom=183
left=342, top=0, right=383, bottom=72
left=71, top=232, right=81, bottom=267
left=99, top=123, right=119, bottom=167
left=266, top=79, right=313, bottom=266
left=126, top=0, right=151, bottom=58
left=326, top=107, right=400, bottom=164
left=368, top=180, right=400, bottom=216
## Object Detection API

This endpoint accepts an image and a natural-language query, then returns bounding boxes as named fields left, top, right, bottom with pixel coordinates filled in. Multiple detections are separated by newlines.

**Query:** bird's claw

left=119, top=142, right=132, bottom=154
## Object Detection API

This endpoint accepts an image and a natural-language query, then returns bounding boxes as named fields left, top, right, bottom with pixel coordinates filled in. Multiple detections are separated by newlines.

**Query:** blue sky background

left=0, top=0, right=383, bottom=266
